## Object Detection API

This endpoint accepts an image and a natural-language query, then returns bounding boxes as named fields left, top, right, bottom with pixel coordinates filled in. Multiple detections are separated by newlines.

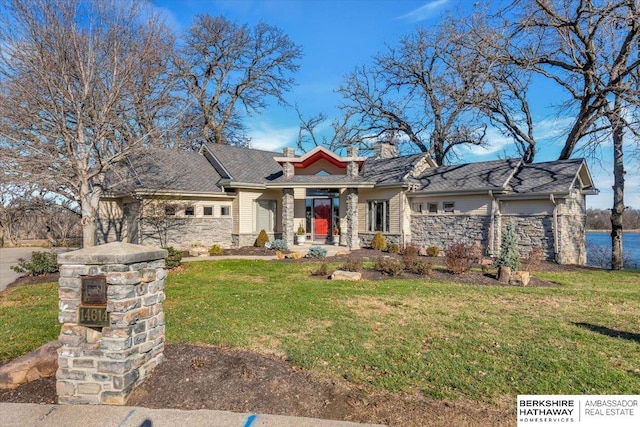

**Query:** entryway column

left=282, top=188, right=295, bottom=247
left=345, top=188, right=360, bottom=249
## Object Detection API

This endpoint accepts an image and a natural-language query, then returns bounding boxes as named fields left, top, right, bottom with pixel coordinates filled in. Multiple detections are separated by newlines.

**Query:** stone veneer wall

left=411, top=215, right=492, bottom=251
left=556, top=192, right=587, bottom=265
left=56, top=242, right=167, bottom=405
left=140, top=218, right=232, bottom=249
left=232, top=232, right=283, bottom=248
left=359, top=233, right=402, bottom=247
left=410, top=214, right=556, bottom=260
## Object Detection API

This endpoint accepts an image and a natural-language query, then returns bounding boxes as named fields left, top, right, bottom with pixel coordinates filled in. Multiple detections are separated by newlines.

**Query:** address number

left=78, top=306, right=109, bottom=327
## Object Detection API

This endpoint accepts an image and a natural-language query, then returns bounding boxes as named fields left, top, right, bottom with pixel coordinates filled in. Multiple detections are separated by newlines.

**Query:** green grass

left=2, top=261, right=639, bottom=406
left=0, top=282, right=59, bottom=361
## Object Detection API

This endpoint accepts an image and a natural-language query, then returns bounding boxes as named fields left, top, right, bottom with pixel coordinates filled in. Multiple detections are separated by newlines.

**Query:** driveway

left=0, top=247, right=70, bottom=292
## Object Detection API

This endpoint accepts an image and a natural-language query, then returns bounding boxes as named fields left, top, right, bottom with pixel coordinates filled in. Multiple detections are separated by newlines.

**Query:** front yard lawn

left=1, top=260, right=639, bottom=406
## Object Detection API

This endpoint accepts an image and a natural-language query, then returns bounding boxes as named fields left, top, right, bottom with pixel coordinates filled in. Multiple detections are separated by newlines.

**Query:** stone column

left=282, top=188, right=295, bottom=247
left=56, top=242, right=167, bottom=405
left=345, top=188, right=360, bottom=249
left=346, top=146, right=359, bottom=178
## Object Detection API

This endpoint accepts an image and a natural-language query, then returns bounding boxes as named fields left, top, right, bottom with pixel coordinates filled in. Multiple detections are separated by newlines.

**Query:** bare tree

left=502, top=0, right=640, bottom=269
left=174, top=15, right=303, bottom=146
left=295, top=106, right=361, bottom=153
left=338, top=27, right=487, bottom=165
left=0, top=0, right=177, bottom=247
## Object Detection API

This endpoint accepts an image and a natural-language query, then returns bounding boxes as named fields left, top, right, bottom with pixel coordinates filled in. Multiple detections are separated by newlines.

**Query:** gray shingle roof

left=360, top=153, right=427, bottom=184
left=203, top=144, right=283, bottom=183
left=415, top=158, right=521, bottom=192
left=509, top=159, right=584, bottom=193
left=106, top=149, right=223, bottom=194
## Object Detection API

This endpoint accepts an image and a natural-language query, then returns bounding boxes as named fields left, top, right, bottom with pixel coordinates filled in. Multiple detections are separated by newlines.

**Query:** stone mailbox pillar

left=56, top=242, right=168, bottom=405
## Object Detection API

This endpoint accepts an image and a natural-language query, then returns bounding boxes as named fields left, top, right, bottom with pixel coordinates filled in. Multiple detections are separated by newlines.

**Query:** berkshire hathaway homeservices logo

left=518, top=395, right=639, bottom=426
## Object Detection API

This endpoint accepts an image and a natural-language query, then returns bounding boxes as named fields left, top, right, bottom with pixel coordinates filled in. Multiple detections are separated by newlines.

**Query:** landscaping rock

left=0, top=341, right=61, bottom=390
left=510, top=271, right=531, bottom=286
left=189, top=247, right=209, bottom=257
left=418, top=247, right=428, bottom=256
left=330, top=270, right=362, bottom=281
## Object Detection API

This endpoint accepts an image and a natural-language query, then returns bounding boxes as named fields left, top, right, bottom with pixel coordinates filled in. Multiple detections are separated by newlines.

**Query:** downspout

left=488, top=191, right=495, bottom=256
left=550, top=194, right=559, bottom=263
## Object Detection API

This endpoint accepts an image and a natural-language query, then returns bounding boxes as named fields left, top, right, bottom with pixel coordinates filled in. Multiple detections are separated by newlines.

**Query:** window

left=220, top=206, right=231, bottom=216
left=367, top=200, right=389, bottom=232
left=164, top=205, right=176, bottom=216
left=443, top=202, right=455, bottom=213
left=256, top=200, right=277, bottom=232
left=412, top=203, right=423, bottom=213
left=184, top=206, right=195, bottom=216
left=427, top=203, right=438, bottom=214
left=203, top=206, right=213, bottom=216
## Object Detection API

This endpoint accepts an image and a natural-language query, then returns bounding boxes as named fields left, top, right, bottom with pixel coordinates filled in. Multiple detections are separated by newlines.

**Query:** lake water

left=586, top=232, right=640, bottom=270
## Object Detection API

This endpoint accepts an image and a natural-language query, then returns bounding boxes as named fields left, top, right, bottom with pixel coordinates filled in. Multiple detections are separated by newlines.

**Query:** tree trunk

left=610, top=119, right=625, bottom=270
left=80, top=182, right=102, bottom=248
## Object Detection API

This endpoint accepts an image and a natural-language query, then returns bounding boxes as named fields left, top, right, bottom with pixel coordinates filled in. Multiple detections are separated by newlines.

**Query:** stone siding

left=359, top=233, right=402, bottom=247
left=232, top=232, right=283, bottom=248
left=410, top=214, right=557, bottom=261
left=411, top=215, right=492, bottom=253
left=56, top=242, right=166, bottom=405
left=505, top=215, right=555, bottom=259
left=556, top=192, right=587, bottom=265
left=140, top=218, right=233, bottom=249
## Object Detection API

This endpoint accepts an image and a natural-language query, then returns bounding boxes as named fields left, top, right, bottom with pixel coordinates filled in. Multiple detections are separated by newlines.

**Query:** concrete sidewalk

left=0, top=403, right=384, bottom=427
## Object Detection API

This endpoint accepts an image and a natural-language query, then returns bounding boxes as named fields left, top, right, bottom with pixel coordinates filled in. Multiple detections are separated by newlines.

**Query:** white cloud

left=396, top=0, right=450, bottom=22
left=246, top=122, right=299, bottom=152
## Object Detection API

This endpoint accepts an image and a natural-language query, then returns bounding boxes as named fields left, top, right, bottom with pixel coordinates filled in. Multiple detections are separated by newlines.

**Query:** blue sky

left=151, top=0, right=639, bottom=210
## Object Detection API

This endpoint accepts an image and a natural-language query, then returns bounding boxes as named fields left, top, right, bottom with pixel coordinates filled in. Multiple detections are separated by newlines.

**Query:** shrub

left=10, top=251, right=58, bottom=276
left=311, top=263, right=330, bottom=276
left=523, top=247, right=545, bottom=272
left=307, top=246, right=328, bottom=259
left=370, top=232, right=387, bottom=250
left=375, top=256, right=404, bottom=276
left=387, top=242, right=399, bottom=253
left=255, top=229, right=269, bottom=247
left=444, top=242, right=474, bottom=274
left=403, top=244, right=419, bottom=258
left=496, top=222, right=520, bottom=271
left=208, top=244, right=224, bottom=256
left=163, top=246, right=183, bottom=269
left=426, top=246, right=440, bottom=257
left=340, top=259, right=363, bottom=272
left=407, top=258, right=433, bottom=275
left=271, top=239, right=288, bottom=251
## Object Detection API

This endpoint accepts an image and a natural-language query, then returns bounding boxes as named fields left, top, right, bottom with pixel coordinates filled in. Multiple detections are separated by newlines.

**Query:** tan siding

left=500, top=199, right=554, bottom=215
left=293, top=188, right=306, bottom=199
left=295, top=159, right=346, bottom=176
left=359, top=188, right=403, bottom=233
left=238, top=189, right=281, bottom=233
left=232, top=197, right=239, bottom=233
left=409, top=195, right=490, bottom=215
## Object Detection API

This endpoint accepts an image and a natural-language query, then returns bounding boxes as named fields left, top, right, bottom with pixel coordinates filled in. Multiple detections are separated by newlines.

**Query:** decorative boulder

left=330, top=270, right=362, bottom=281
left=510, top=271, right=531, bottom=287
left=0, top=341, right=61, bottom=390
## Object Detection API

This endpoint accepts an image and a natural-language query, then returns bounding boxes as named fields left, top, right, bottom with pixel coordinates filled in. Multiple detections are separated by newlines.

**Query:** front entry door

left=313, top=199, right=331, bottom=242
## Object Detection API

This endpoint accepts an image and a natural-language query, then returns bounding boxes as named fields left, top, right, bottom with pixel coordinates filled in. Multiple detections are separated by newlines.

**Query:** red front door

left=313, top=199, right=331, bottom=241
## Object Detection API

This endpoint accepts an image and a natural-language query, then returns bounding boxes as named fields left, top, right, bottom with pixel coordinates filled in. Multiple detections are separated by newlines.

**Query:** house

left=98, top=143, right=597, bottom=264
